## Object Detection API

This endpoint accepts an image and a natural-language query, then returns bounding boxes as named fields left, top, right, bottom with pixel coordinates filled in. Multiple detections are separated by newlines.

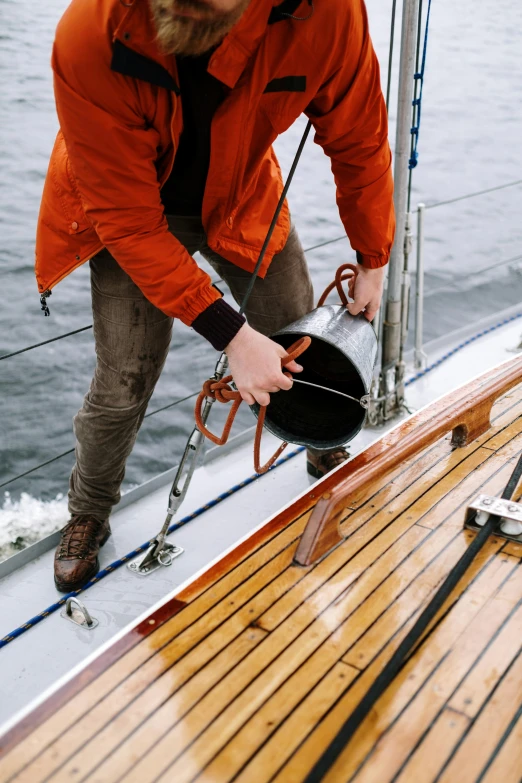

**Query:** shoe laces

left=58, top=516, right=105, bottom=560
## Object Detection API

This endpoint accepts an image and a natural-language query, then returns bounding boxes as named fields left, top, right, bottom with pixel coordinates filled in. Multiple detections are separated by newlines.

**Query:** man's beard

left=149, top=0, right=251, bottom=57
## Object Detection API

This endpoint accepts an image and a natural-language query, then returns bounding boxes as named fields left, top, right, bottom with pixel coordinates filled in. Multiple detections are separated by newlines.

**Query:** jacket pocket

left=263, top=75, right=306, bottom=93
left=49, top=132, right=92, bottom=235
left=259, top=75, right=308, bottom=133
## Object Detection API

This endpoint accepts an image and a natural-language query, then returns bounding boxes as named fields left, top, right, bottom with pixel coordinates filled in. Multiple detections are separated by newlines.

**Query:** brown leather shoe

left=54, top=515, right=111, bottom=592
left=306, top=448, right=350, bottom=479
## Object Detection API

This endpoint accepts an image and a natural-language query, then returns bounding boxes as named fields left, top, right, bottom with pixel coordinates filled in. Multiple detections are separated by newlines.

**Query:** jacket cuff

left=191, top=298, right=246, bottom=351
left=356, top=250, right=389, bottom=269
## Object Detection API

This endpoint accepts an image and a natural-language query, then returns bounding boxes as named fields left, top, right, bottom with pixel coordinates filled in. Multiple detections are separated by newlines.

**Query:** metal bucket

left=251, top=305, right=378, bottom=449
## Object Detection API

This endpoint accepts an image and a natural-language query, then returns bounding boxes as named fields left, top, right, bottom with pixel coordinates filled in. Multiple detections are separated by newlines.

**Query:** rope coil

left=194, top=337, right=311, bottom=473
left=194, top=264, right=360, bottom=474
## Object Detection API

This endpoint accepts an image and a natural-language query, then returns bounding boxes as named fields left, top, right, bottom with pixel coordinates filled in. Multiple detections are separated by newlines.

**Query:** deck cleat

left=465, top=493, right=522, bottom=542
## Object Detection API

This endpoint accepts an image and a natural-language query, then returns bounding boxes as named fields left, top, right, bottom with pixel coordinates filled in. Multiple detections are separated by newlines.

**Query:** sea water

left=1, top=0, right=522, bottom=558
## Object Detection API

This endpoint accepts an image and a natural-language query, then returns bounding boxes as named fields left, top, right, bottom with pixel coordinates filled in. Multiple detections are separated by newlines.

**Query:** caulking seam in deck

left=79, top=462, right=519, bottom=782
left=9, top=428, right=520, bottom=783
left=0, top=438, right=460, bottom=775
left=160, top=550, right=516, bottom=783
left=346, top=577, right=522, bottom=783
left=187, top=466, right=522, bottom=782
left=202, top=561, right=522, bottom=783
left=272, top=557, right=522, bottom=783
left=23, top=478, right=504, bottom=783
left=478, top=699, right=522, bottom=782
left=351, top=591, right=522, bottom=782
left=437, top=648, right=522, bottom=783
left=3, top=397, right=521, bottom=782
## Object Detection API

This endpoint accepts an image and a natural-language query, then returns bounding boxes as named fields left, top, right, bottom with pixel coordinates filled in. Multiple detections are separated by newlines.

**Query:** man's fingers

left=255, top=390, right=270, bottom=406
left=346, top=298, right=365, bottom=316
left=241, top=391, right=256, bottom=405
left=278, top=373, right=293, bottom=391
left=364, top=302, right=379, bottom=321
left=283, top=359, right=303, bottom=373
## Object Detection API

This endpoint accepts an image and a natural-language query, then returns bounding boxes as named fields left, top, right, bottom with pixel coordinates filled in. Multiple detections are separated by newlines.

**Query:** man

left=37, top=0, right=394, bottom=591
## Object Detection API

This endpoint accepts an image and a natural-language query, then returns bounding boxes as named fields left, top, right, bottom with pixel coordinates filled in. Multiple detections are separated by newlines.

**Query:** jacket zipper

left=38, top=90, right=180, bottom=318
left=40, top=289, right=52, bottom=317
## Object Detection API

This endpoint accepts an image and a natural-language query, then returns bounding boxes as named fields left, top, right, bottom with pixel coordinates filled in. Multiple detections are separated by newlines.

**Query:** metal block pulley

left=465, top=493, right=522, bottom=543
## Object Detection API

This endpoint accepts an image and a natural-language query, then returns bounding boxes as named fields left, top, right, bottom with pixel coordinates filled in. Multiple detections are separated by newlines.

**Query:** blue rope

left=405, top=311, right=522, bottom=386
left=3, top=308, right=520, bottom=649
left=0, top=446, right=304, bottom=649
left=409, top=0, right=433, bottom=170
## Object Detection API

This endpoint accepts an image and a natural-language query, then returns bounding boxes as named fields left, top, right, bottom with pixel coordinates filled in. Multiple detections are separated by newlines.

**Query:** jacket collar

left=111, top=0, right=306, bottom=91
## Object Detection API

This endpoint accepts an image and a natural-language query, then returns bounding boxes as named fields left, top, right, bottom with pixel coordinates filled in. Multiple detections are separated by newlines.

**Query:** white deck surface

left=0, top=312, right=521, bottom=731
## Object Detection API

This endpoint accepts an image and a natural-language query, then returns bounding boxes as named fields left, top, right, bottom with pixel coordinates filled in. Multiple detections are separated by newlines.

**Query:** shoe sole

left=54, top=528, right=111, bottom=593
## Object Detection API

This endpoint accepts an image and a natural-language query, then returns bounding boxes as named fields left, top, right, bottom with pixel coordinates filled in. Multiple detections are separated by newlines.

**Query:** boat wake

left=0, top=492, right=68, bottom=563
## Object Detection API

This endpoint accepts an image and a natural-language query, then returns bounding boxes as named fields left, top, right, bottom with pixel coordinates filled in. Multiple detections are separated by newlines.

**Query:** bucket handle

left=316, top=263, right=359, bottom=307
left=194, top=337, right=311, bottom=474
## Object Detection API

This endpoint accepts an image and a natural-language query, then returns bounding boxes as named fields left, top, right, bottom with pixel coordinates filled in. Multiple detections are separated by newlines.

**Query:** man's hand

left=346, top=265, right=386, bottom=321
left=225, top=323, right=303, bottom=407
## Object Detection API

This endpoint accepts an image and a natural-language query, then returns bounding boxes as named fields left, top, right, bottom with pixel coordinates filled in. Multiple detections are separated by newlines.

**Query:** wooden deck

left=1, top=379, right=522, bottom=782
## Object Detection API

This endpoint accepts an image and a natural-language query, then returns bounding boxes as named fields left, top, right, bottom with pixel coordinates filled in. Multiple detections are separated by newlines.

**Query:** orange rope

left=194, top=263, right=360, bottom=474
left=316, top=263, right=358, bottom=307
left=194, top=337, right=311, bottom=474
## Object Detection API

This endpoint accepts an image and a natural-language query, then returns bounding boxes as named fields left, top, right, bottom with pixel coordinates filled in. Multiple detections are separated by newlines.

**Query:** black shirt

left=160, top=52, right=226, bottom=216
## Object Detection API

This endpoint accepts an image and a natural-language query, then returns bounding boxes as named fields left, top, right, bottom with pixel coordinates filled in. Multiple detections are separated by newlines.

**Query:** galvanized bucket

left=251, top=305, right=377, bottom=449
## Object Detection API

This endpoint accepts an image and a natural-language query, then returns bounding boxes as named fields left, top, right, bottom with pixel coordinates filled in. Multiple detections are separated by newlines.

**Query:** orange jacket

left=36, top=0, right=394, bottom=326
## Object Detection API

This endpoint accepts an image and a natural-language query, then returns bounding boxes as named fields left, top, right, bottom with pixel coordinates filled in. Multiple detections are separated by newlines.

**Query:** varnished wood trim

left=0, top=597, right=186, bottom=758
left=295, top=357, right=522, bottom=566
left=177, top=387, right=522, bottom=610
left=2, top=381, right=521, bottom=771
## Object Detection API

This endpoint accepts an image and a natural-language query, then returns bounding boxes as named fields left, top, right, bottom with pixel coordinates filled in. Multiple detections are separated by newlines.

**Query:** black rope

left=238, top=120, right=312, bottom=315
left=303, top=451, right=522, bottom=782
left=0, top=390, right=199, bottom=491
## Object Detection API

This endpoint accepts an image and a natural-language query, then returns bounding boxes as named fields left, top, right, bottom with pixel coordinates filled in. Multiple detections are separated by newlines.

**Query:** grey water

left=1, top=0, right=521, bottom=548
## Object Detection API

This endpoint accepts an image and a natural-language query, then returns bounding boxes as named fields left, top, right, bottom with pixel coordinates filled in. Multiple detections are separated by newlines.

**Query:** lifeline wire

left=2, top=309, right=521, bottom=490
left=2, top=315, right=522, bottom=638
left=0, top=446, right=304, bottom=649
left=0, top=390, right=200, bottom=490
left=2, top=177, right=520, bottom=364
left=303, top=451, right=522, bottom=782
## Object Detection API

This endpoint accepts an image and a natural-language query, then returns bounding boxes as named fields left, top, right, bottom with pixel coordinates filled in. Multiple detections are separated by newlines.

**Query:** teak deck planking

left=1, top=381, right=522, bottom=783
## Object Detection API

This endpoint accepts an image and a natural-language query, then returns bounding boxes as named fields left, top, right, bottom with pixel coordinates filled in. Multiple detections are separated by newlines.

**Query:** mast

left=378, top=0, right=420, bottom=421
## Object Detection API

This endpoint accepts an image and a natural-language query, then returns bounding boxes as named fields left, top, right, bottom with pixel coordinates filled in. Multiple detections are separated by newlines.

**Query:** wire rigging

left=407, top=0, right=433, bottom=212
left=2, top=175, right=520, bottom=364
left=0, top=326, right=93, bottom=362
left=407, top=0, right=424, bottom=211
left=0, top=390, right=200, bottom=490
left=304, top=450, right=522, bottom=781
left=385, top=0, right=397, bottom=112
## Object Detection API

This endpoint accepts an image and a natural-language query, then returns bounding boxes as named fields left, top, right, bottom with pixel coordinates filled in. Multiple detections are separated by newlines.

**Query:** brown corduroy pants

left=68, top=215, right=314, bottom=519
